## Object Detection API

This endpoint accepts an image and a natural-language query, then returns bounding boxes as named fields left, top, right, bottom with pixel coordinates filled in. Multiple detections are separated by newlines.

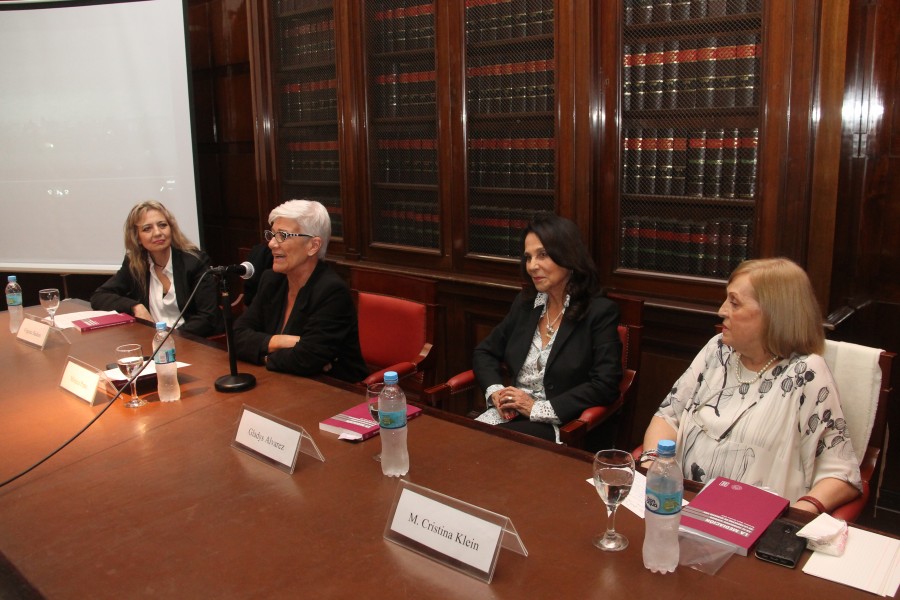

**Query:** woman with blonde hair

left=91, top=201, right=223, bottom=337
left=642, top=258, right=861, bottom=514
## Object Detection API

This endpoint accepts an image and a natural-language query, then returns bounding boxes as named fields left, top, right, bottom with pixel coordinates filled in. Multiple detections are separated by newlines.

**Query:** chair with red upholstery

left=426, top=292, right=643, bottom=451
left=351, top=267, right=439, bottom=403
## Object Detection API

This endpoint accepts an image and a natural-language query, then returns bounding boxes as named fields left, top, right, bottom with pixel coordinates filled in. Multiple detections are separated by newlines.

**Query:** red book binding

left=679, top=476, right=789, bottom=556
left=72, top=313, right=135, bottom=332
left=318, top=401, right=423, bottom=441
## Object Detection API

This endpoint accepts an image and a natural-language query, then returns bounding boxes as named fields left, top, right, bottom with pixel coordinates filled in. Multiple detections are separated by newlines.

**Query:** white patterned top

left=655, top=335, right=862, bottom=502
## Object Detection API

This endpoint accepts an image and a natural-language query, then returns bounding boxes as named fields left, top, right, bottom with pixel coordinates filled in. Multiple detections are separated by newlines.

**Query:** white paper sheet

left=802, top=526, right=900, bottom=596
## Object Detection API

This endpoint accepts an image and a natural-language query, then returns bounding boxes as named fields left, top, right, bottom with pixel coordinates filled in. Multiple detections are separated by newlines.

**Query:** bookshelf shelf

left=615, top=0, right=763, bottom=281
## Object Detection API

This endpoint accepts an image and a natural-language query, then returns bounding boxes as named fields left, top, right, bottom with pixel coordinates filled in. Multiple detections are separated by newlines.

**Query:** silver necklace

left=545, top=305, right=564, bottom=336
left=733, top=352, right=779, bottom=385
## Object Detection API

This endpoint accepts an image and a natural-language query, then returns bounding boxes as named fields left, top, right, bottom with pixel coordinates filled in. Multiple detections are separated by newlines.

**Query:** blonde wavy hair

left=729, top=257, right=825, bottom=357
left=124, top=201, right=198, bottom=294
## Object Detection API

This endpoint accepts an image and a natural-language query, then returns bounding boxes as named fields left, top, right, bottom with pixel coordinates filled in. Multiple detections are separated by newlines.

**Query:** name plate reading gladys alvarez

left=384, top=480, right=527, bottom=583
left=60, top=356, right=106, bottom=405
left=232, top=405, right=324, bottom=474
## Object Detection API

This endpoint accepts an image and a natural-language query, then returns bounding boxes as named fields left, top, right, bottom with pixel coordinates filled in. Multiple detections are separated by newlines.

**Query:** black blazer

left=473, top=292, right=623, bottom=424
left=233, top=261, right=368, bottom=383
left=90, top=248, right=223, bottom=337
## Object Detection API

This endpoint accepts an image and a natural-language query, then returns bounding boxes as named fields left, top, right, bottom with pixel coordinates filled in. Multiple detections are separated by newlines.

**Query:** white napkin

left=797, top=512, right=848, bottom=556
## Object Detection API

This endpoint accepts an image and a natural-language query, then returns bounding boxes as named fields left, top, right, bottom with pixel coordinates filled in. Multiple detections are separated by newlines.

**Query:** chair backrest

left=608, top=292, right=644, bottom=448
left=356, top=292, right=429, bottom=369
left=350, top=268, right=439, bottom=395
left=822, top=340, right=894, bottom=463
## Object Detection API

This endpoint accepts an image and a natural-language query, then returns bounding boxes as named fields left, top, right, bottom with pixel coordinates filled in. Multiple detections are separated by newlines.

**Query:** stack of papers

left=802, top=526, right=900, bottom=596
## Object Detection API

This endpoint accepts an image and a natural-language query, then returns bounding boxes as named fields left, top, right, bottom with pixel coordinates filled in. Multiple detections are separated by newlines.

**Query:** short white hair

left=268, top=199, right=331, bottom=259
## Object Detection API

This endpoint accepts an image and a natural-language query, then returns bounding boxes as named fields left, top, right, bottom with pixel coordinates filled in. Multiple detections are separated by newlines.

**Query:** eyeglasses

left=264, top=230, right=313, bottom=243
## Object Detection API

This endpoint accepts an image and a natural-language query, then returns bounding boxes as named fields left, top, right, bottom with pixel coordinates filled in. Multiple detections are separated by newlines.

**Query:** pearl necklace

left=545, top=305, right=564, bottom=336
left=733, top=352, right=779, bottom=385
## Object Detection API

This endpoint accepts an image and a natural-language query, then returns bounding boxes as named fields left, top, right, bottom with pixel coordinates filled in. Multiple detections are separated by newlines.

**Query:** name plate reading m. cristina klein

left=384, top=480, right=528, bottom=583
left=232, top=405, right=324, bottom=474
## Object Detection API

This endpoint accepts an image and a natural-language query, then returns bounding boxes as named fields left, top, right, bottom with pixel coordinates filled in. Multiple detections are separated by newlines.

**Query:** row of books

left=464, top=0, right=554, bottom=44
left=371, top=3, right=435, bottom=53
left=372, top=70, right=436, bottom=118
left=625, top=0, right=762, bottom=25
left=620, top=216, right=752, bottom=277
left=284, top=140, right=340, bottom=183
left=622, top=127, right=758, bottom=199
left=280, top=79, right=338, bottom=123
left=469, top=205, right=548, bottom=256
left=373, top=196, right=440, bottom=248
left=468, top=138, right=556, bottom=190
left=624, top=34, right=761, bottom=111
left=279, top=18, right=335, bottom=68
left=375, top=138, right=438, bottom=185
left=466, top=59, right=555, bottom=115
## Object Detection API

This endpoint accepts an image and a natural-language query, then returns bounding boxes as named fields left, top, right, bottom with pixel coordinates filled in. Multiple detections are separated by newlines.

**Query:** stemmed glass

left=366, top=382, right=384, bottom=462
left=592, top=449, right=636, bottom=551
left=116, top=344, right=146, bottom=408
left=39, top=288, right=60, bottom=328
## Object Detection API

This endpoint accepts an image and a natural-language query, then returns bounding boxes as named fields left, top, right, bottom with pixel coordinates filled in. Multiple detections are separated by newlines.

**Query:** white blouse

left=655, top=335, right=862, bottom=502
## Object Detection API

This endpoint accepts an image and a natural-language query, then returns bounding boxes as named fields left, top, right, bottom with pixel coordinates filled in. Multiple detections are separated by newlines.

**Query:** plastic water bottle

left=6, top=276, right=24, bottom=334
left=153, top=322, right=181, bottom=402
left=379, top=371, right=409, bottom=477
left=643, top=439, right=683, bottom=573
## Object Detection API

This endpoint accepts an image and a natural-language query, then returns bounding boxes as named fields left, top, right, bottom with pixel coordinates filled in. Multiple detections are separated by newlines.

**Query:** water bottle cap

left=657, top=439, right=676, bottom=456
left=155, top=322, right=167, bottom=330
left=7, top=275, right=16, bottom=283
left=383, top=371, right=399, bottom=384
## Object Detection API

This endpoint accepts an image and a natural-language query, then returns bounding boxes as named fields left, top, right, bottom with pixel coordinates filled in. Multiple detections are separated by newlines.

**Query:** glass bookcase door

left=618, top=0, right=762, bottom=279
left=273, top=0, right=343, bottom=238
left=365, top=1, right=440, bottom=251
left=464, top=0, right=557, bottom=259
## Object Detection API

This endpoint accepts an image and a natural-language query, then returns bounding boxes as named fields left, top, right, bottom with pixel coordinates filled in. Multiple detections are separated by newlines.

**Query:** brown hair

left=729, top=257, right=824, bottom=356
left=124, top=201, right=198, bottom=294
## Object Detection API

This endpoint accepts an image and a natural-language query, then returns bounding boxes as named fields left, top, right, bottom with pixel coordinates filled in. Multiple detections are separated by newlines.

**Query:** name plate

left=60, top=357, right=106, bottom=405
left=384, top=480, right=527, bottom=583
left=231, top=405, right=324, bottom=473
left=17, top=316, right=51, bottom=348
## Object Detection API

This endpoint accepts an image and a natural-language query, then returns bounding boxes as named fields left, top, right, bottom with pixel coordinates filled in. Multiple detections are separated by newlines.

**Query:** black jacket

left=90, top=248, right=223, bottom=337
left=473, top=291, right=622, bottom=424
left=233, top=261, right=368, bottom=383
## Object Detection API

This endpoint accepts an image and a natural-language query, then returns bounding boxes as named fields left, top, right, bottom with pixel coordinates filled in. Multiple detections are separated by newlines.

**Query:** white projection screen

left=0, top=0, right=200, bottom=274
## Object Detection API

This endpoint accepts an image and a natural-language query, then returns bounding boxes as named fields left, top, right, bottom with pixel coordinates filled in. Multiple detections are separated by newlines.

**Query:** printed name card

left=384, top=480, right=528, bottom=583
left=231, top=405, right=324, bottom=473
left=17, top=316, right=51, bottom=348
left=59, top=356, right=106, bottom=405
left=16, top=315, right=71, bottom=349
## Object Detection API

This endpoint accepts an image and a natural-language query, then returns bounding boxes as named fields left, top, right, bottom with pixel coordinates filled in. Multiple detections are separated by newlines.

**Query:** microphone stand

left=213, top=273, right=256, bottom=392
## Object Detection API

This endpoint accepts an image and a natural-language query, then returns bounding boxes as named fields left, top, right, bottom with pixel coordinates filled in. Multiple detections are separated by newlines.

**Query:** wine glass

left=366, top=382, right=384, bottom=462
left=592, top=449, right=635, bottom=551
left=39, top=288, right=60, bottom=328
left=116, top=344, right=146, bottom=408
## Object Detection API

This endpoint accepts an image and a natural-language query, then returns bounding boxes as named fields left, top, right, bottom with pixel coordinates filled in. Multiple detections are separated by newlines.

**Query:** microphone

left=208, top=261, right=255, bottom=280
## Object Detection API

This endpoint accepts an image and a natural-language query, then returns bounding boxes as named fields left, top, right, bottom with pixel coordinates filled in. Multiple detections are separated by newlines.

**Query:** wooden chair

left=351, top=267, right=439, bottom=403
left=425, top=292, right=644, bottom=451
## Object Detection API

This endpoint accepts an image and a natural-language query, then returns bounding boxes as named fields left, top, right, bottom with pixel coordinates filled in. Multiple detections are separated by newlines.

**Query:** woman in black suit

left=473, top=212, right=622, bottom=443
left=233, top=199, right=368, bottom=383
left=90, top=201, right=223, bottom=337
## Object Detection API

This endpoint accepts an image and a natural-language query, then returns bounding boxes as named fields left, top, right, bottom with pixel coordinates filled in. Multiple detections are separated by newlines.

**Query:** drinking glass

left=366, top=382, right=384, bottom=462
left=592, top=449, right=635, bottom=551
left=39, top=288, right=61, bottom=328
left=116, top=344, right=146, bottom=408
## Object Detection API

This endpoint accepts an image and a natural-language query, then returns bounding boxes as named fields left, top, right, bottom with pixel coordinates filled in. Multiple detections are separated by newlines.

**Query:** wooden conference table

left=0, top=301, right=893, bottom=599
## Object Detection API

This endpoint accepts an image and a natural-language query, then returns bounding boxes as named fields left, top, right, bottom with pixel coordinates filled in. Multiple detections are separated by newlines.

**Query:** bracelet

left=639, top=449, right=658, bottom=463
left=798, top=495, right=827, bottom=514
